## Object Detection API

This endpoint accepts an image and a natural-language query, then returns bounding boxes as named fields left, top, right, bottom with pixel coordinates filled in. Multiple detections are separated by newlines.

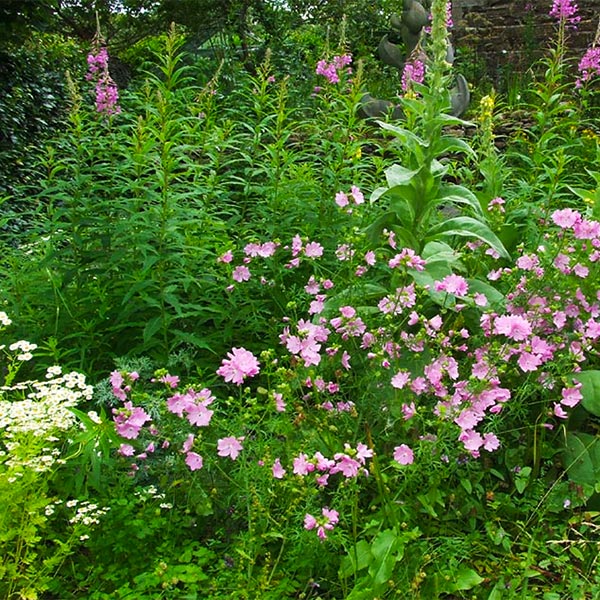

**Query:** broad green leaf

left=563, top=432, right=600, bottom=487
left=433, top=136, right=476, bottom=158
left=571, top=370, right=600, bottom=417
left=368, top=529, right=398, bottom=586
left=437, top=183, right=484, bottom=217
left=376, top=120, right=429, bottom=150
left=340, top=540, right=372, bottom=577
left=448, top=568, right=485, bottom=591
left=385, top=164, right=421, bottom=187
left=426, top=216, right=510, bottom=259
left=466, top=278, right=505, bottom=307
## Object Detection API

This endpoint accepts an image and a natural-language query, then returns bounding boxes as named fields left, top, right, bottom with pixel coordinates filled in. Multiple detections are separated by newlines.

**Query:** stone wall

left=451, top=0, right=600, bottom=83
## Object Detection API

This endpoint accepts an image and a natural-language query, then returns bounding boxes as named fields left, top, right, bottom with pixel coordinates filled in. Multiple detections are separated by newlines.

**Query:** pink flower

left=549, top=0, right=580, bottom=25
left=435, top=274, right=469, bottom=297
left=552, top=208, right=581, bottom=229
left=217, top=436, right=244, bottom=460
left=391, top=370, right=410, bottom=389
left=355, top=443, right=373, bottom=464
left=218, top=249, right=234, bottom=263
left=401, top=59, right=425, bottom=92
left=182, top=434, right=195, bottom=453
left=232, top=265, right=251, bottom=282
left=577, top=47, right=600, bottom=86
left=185, top=451, right=203, bottom=471
left=393, top=444, right=414, bottom=465
left=350, top=185, right=364, bottom=204
left=273, top=392, right=286, bottom=412
left=331, top=454, right=361, bottom=478
left=304, top=513, right=317, bottom=530
left=272, top=458, right=286, bottom=479
left=185, top=402, right=214, bottom=427
left=293, top=453, right=315, bottom=475
left=560, top=383, right=582, bottom=407
left=459, top=430, right=483, bottom=456
left=159, top=373, right=179, bottom=388
left=402, top=402, right=416, bottom=420
left=493, top=315, right=532, bottom=341
left=217, top=347, right=260, bottom=385
left=304, top=241, right=324, bottom=258
left=118, top=443, right=135, bottom=457
left=335, top=191, right=349, bottom=207
left=482, top=432, right=500, bottom=452
left=304, top=507, right=339, bottom=539
left=554, top=403, right=568, bottom=419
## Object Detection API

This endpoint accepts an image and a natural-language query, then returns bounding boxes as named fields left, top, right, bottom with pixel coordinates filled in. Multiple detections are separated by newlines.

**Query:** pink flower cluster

left=304, top=507, right=339, bottom=540
left=549, top=0, right=580, bottom=26
left=576, top=47, right=600, bottom=87
left=291, top=443, right=373, bottom=488
left=86, top=45, right=121, bottom=116
left=167, top=387, right=215, bottom=426
left=113, top=401, right=151, bottom=439
left=315, top=54, right=353, bottom=84
left=401, top=59, right=426, bottom=93
left=216, top=347, right=260, bottom=385
left=335, top=186, right=364, bottom=213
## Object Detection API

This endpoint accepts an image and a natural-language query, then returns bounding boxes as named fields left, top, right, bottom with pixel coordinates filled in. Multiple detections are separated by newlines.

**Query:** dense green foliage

left=1, top=1, right=600, bottom=598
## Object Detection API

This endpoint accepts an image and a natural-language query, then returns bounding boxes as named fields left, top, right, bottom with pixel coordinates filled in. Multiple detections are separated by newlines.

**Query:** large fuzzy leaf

left=426, top=216, right=510, bottom=259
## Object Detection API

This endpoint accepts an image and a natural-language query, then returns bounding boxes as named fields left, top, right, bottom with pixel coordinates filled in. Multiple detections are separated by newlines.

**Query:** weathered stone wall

left=451, top=0, right=600, bottom=82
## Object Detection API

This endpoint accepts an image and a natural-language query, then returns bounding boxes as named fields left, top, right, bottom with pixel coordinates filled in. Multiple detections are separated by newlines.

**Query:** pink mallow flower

left=217, top=347, right=260, bottom=385
left=393, top=444, right=414, bottom=465
left=493, top=314, right=532, bottom=341
left=304, top=507, right=340, bottom=539
left=272, top=458, right=286, bottom=479
left=217, top=436, right=244, bottom=460
left=560, top=383, right=582, bottom=407
left=185, top=451, right=204, bottom=471
left=434, top=274, right=469, bottom=297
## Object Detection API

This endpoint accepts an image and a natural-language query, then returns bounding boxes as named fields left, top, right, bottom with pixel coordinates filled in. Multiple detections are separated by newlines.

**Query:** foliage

left=1, top=1, right=600, bottom=598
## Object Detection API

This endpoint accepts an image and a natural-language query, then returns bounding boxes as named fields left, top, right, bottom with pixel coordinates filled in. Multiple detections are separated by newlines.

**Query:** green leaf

left=340, top=540, right=372, bottom=577
left=426, top=216, right=510, bottom=259
left=143, top=315, right=163, bottom=344
left=448, top=567, right=485, bottom=591
left=376, top=121, right=429, bottom=149
left=437, top=183, right=484, bottom=217
left=571, top=370, right=600, bottom=417
left=171, top=330, right=215, bottom=352
left=466, top=278, right=505, bottom=307
left=385, top=164, right=421, bottom=187
left=368, top=529, right=398, bottom=587
left=563, top=432, right=600, bottom=487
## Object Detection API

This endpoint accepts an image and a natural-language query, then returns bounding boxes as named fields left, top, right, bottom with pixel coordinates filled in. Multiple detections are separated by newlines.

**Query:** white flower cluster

left=68, top=500, right=110, bottom=527
left=0, top=368, right=93, bottom=438
left=0, top=312, right=12, bottom=327
left=134, top=485, right=172, bottom=509
left=0, top=361, right=93, bottom=474
left=8, top=340, right=38, bottom=361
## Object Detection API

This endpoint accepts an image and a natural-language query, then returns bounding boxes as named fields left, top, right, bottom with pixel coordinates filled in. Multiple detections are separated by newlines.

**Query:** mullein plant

left=366, top=0, right=509, bottom=263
